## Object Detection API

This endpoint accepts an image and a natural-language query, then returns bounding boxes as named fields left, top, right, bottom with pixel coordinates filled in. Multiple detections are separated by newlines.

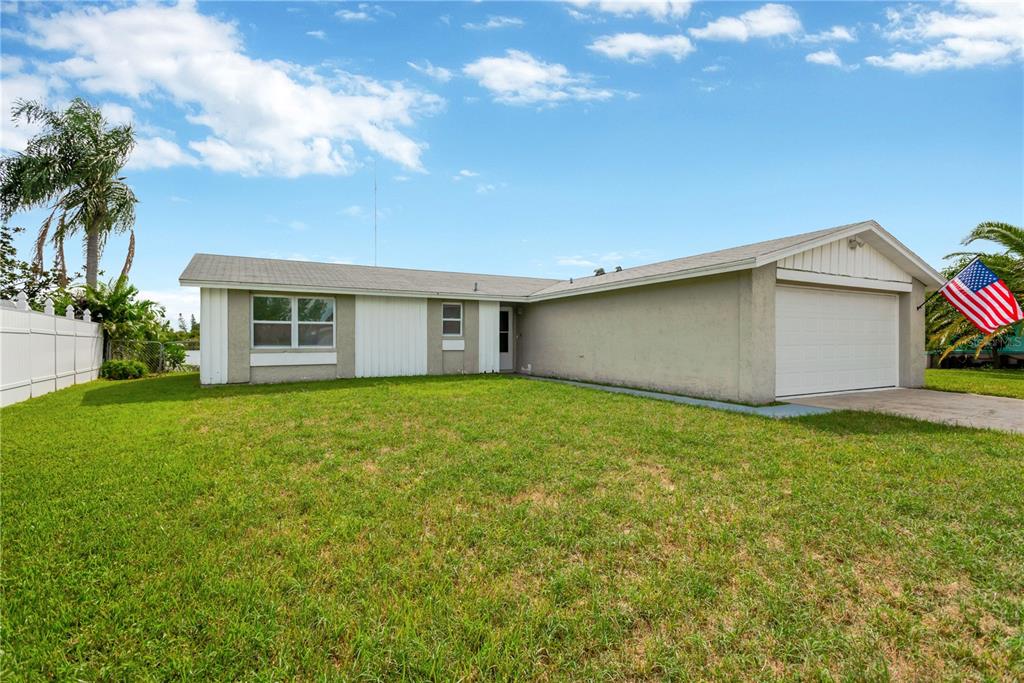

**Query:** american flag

left=939, top=258, right=1023, bottom=334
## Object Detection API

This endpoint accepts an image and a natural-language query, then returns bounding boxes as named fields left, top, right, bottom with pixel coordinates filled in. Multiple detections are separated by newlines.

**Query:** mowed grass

left=2, top=374, right=1022, bottom=681
left=926, top=367, right=1024, bottom=400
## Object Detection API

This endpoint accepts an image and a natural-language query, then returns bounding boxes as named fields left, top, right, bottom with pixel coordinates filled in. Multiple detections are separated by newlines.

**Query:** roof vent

left=614, top=265, right=622, bottom=272
left=594, top=267, right=605, bottom=276
left=569, top=277, right=574, bottom=284
left=473, top=282, right=478, bottom=291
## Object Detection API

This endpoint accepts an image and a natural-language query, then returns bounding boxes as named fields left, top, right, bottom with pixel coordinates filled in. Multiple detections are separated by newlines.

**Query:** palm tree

left=0, top=98, right=138, bottom=288
left=927, top=221, right=1024, bottom=364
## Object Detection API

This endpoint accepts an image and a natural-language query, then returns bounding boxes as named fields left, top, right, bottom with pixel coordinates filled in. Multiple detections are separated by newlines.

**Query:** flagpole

left=916, top=255, right=980, bottom=311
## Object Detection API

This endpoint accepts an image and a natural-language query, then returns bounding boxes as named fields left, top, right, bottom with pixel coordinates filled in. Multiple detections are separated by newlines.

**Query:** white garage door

left=354, top=296, right=428, bottom=377
left=775, top=286, right=898, bottom=398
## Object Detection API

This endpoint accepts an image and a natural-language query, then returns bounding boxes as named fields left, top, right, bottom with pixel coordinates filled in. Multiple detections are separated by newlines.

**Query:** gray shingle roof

left=530, top=221, right=871, bottom=298
left=180, top=221, right=893, bottom=300
left=179, top=253, right=559, bottom=299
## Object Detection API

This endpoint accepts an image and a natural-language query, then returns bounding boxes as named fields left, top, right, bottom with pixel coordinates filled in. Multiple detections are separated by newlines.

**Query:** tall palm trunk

left=86, top=228, right=99, bottom=287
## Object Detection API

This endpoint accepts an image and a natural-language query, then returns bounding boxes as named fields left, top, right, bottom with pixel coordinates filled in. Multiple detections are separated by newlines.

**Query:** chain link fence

left=106, top=339, right=199, bottom=374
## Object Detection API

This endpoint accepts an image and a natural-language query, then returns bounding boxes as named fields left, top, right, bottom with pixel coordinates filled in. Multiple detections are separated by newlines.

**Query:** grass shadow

left=78, top=372, right=506, bottom=406
left=787, top=408, right=1003, bottom=437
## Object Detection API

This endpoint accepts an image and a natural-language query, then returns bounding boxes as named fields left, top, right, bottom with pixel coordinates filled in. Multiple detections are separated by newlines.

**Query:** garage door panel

left=775, top=286, right=898, bottom=397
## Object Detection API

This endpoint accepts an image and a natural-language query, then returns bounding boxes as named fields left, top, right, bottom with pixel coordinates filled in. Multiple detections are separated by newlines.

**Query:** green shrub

left=162, top=343, right=187, bottom=371
left=100, top=359, right=147, bottom=380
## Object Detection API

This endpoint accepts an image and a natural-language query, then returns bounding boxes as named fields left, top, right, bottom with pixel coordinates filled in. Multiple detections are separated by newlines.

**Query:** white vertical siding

left=354, top=296, right=427, bottom=377
left=478, top=301, right=500, bottom=373
left=779, top=238, right=910, bottom=282
left=200, top=288, right=228, bottom=385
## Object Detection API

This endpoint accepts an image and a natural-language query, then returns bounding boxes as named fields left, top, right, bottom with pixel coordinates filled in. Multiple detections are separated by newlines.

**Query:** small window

left=442, top=303, right=462, bottom=336
left=253, top=296, right=292, bottom=347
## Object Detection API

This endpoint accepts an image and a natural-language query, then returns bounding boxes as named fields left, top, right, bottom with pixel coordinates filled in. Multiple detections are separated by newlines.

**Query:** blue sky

left=1, top=1, right=1021, bottom=322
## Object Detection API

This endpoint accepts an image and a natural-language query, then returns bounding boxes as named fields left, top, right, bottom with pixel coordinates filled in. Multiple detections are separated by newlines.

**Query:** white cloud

left=463, top=50, right=614, bottom=106
left=557, top=256, right=599, bottom=267
left=0, top=59, right=52, bottom=153
left=341, top=205, right=365, bottom=217
left=288, top=220, right=308, bottom=231
left=19, top=2, right=442, bottom=176
left=141, top=287, right=200, bottom=323
left=407, top=60, right=453, bottom=82
left=306, top=30, right=326, bottom=40
left=702, top=64, right=724, bottom=73
left=335, top=4, right=393, bottom=23
left=126, top=136, right=199, bottom=170
left=567, top=2, right=692, bottom=22
left=99, top=102, right=134, bottom=125
left=588, top=33, right=695, bottom=62
left=690, top=3, right=802, bottom=42
left=803, top=25, right=856, bottom=43
left=463, top=16, right=524, bottom=31
left=453, top=169, right=479, bottom=180
left=867, top=1, right=1023, bottom=72
left=806, top=49, right=844, bottom=67
left=393, top=174, right=410, bottom=182
left=336, top=9, right=371, bottom=22
left=475, top=183, right=497, bottom=194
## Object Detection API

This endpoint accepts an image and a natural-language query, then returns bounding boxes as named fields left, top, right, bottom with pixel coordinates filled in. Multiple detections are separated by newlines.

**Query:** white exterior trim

left=441, top=339, right=465, bottom=351
left=478, top=301, right=500, bottom=373
left=354, top=296, right=428, bottom=377
left=776, top=268, right=913, bottom=292
left=250, top=351, right=336, bottom=367
left=200, top=287, right=228, bottom=385
left=181, top=279, right=528, bottom=302
left=441, top=301, right=463, bottom=337
left=251, top=294, right=335, bottom=349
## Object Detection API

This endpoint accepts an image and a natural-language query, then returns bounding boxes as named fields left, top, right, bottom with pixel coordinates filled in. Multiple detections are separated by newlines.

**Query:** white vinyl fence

left=0, top=292, right=103, bottom=407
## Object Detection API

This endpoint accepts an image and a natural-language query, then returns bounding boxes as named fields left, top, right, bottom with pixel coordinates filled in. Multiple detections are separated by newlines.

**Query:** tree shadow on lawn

left=789, top=408, right=1003, bottom=438
left=78, top=372, right=501, bottom=406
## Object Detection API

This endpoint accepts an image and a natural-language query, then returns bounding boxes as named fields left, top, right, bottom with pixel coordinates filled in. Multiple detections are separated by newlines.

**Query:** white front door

left=499, top=307, right=514, bottom=371
left=775, top=285, right=899, bottom=398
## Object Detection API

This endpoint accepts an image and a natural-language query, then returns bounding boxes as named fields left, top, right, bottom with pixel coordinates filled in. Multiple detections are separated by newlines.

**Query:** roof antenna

left=373, top=159, right=378, bottom=267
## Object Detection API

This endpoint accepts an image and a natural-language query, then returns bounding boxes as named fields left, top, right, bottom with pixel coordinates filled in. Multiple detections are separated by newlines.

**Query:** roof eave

left=524, top=258, right=759, bottom=301
left=178, top=278, right=533, bottom=302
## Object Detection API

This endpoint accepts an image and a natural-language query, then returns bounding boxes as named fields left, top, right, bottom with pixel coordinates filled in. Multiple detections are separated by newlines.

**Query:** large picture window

left=252, top=295, right=334, bottom=348
left=442, top=303, right=462, bottom=336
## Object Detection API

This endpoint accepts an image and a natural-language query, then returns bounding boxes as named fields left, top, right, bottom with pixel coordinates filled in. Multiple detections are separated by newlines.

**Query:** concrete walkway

left=526, top=377, right=833, bottom=419
left=787, top=388, right=1024, bottom=434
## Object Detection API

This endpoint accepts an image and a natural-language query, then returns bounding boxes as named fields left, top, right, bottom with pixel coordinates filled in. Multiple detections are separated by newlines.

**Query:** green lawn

left=3, top=374, right=1022, bottom=680
left=926, top=368, right=1024, bottom=400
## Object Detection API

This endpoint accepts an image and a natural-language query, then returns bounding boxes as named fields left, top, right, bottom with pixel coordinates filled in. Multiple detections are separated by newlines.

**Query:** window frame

left=251, top=295, right=335, bottom=349
left=441, top=302, right=463, bottom=337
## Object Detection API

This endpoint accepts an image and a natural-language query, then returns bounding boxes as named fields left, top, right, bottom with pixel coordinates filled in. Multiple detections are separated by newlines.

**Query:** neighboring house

left=179, top=220, right=944, bottom=403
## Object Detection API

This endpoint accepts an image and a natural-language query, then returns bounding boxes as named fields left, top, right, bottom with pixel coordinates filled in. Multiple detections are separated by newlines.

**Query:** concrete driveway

left=786, top=388, right=1024, bottom=434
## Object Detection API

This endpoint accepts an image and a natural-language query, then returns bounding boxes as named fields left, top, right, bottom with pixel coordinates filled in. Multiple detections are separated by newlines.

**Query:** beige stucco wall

left=250, top=364, right=337, bottom=384
left=226, top=289, right=357, bottom=385
left=518, top=270, right=777, bottom=403
left=336, top=295, right=356, bottom=379
left=227, top=289, right=251, bottom=384
left=427, top=299, right=479, bottom=375
left=898, top=278, right=927, bottom=388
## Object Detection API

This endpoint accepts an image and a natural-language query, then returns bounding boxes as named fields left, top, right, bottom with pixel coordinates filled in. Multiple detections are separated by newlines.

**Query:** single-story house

left=179, top=220, right=944, bottom=403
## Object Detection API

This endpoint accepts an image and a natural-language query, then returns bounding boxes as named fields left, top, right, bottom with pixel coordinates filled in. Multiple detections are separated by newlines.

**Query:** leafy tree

left=927, top=221, right=1024, bottom=364
left=52, top=277, right=166, bottom=341
left=0, top=98, right=138, bottom=287
left=0, top=224, right=59, bottom=306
